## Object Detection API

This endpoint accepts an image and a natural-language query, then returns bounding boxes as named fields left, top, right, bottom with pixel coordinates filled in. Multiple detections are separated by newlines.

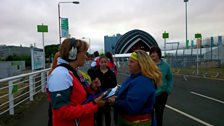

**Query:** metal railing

left=0, top=68, right=50, bottom=115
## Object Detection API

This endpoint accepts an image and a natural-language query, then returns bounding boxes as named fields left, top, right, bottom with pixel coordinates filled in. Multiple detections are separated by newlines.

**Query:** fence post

left=29, top=75, right=34, bottom=101
left=41, top=72, right=45, bottom=92
left=8, top=80, right=14, bottom=115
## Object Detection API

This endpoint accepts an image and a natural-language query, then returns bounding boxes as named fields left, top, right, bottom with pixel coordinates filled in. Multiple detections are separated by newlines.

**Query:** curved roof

left=114, top=29, right=158, bottom=54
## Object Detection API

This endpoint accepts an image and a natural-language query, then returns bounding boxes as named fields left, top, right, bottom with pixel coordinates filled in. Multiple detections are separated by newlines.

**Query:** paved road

left=164, top=75, right=224, bottom=126
left=4, top=74, right=224, bottom=126
left=118, top=73, right=224, bottom=126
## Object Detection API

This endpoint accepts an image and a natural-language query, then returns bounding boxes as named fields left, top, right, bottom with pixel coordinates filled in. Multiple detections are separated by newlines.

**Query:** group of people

left=47, top=38, right=173, bottom=126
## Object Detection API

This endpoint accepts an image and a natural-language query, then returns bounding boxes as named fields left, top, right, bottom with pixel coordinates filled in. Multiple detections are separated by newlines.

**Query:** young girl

left=89, top=55, right=117, bottom=126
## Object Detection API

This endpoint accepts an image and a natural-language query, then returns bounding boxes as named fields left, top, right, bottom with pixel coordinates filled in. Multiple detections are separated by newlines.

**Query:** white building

left=0, top=61, right=25, bottom=79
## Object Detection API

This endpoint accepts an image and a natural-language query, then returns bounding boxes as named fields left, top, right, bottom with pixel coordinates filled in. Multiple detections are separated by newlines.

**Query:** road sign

left=37, top=25, right=48, bottom=32
left=195, top=33, right=202, bottom=39
left=163, top=32, right=169, bottom=39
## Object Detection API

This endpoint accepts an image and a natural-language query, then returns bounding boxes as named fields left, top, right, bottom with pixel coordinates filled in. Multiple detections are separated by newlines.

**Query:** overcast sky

left=0, top=0, right=224, bottom=51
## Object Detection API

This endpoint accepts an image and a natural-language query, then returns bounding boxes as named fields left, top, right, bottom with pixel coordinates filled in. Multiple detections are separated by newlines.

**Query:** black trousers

left=155, top=92, right=168, bottom=126
left=48, top=103, right=52, bottom=126
left=95, top=102, right=111, bottom=126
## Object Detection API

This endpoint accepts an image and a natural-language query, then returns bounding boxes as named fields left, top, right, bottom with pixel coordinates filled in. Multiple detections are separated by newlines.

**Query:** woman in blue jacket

left=108, top=50, right=162, bottom=126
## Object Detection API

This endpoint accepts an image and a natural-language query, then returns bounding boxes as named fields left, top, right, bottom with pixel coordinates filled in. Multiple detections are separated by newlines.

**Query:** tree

left=5, top=54, right=31, bottom=67
left=45, top=44, right=60, bottom=62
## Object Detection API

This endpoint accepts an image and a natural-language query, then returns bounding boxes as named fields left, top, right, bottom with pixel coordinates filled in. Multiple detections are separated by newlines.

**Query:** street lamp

left=82, top=37, right=91, bottom=52
left=58, top=1, right=79, bottom=44
left=184, top=0, right=189, bottom=47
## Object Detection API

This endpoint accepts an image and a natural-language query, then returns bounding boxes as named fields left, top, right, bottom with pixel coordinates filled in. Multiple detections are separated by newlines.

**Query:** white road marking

left=190, top=91, right=224, bottom=105
left=166, top=105, right=213, bottom=126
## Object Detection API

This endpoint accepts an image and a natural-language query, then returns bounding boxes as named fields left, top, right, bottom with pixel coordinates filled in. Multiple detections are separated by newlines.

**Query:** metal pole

left=41, top=23, right=46, bottom=69
left=42, top=32, right=45, bottom=69
left=218, top=45, right=219, bottom=60
left=58, top=1, right=79, bottom=45
left=164, top=38, right=166, bottom=57
left=196, top=40, right=199, bottom=75
left=184, top=0, right=188, bottom=47
left=184, top=0, right=188, bottom=68
left=185, top=2, right=188, bottom=46
left=211, top=38, right=212, bottom=60
left=58, top=3, right=61, bottom=44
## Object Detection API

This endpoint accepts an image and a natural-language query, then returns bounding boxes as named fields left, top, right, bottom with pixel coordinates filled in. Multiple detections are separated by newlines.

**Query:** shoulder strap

left=57, top=63, right=81, bottom=83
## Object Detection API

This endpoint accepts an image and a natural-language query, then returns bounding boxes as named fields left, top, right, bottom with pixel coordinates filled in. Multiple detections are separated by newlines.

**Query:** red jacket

left=48, top=67, right=98, bottom=126
left=107, top=61, right=118, bottom=76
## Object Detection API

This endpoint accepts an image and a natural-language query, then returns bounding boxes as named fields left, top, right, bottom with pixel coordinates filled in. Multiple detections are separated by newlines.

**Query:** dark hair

left=93, top=51, right=99, bottom=57
left=150, top=46, right=162, bottom=59
left=105, top=52, right=114, bottom=63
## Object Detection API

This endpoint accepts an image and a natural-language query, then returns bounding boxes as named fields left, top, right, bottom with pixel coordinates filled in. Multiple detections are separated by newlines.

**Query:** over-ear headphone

left=68, top=38, right=78, bottom=60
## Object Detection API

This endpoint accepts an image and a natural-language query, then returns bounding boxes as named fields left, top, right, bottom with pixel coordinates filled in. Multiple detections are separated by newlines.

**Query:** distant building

left=0, top=61, right=25, bottom=79
left=104, top=34, right=122, bottom=54
left=165, top=45, right=224, bottom=68
left=0, top=45, right=31, bottom=58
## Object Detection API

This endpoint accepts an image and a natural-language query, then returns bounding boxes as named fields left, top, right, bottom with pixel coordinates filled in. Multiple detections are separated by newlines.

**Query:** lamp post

left=58, top=1, right=79, bottom=44
left=184, top=0, right=189, bottom=48
left=82, top=37, right=91, bottom=52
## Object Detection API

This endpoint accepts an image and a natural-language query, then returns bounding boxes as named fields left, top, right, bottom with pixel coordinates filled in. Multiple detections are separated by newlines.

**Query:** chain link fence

left=165, top=45, right=224, bottom=79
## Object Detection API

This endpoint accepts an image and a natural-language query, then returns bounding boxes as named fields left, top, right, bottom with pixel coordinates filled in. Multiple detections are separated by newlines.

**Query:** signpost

left=37, top=24, right=48, bottom=69
left=195, top=33, right=202, bottom=75
left=162, top=31, right=169, bottom=57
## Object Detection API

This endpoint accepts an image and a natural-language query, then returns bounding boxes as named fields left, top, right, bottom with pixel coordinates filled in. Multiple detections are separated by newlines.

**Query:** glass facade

left=104, top=34, right=122, bottom=54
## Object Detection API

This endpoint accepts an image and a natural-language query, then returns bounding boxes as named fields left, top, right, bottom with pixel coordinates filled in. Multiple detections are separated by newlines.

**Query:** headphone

left=68, top=38, right=78, bottom=60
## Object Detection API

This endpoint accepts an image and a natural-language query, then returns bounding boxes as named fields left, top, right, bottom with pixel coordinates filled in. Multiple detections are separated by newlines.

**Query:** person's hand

left=107, top=96, right=116, bottom=106
left=91, top=78, right=101, bottom=91
left=93, top=77, right=101, bottom=87
left=94, top=94, right=105, bottom=107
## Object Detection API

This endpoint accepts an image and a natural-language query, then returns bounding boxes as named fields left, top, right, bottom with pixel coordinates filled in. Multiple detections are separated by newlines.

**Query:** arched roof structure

left=114, top=29, right=158, bottom=54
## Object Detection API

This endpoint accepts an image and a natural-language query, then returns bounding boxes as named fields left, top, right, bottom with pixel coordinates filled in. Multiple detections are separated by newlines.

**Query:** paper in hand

left=103, top=85, right=120, bottom=100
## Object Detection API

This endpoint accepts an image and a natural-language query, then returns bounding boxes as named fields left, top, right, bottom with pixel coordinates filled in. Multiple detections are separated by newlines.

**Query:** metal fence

left=0, top=68, right=50, bottom=115
left=165, top=44, right=224, bottom=78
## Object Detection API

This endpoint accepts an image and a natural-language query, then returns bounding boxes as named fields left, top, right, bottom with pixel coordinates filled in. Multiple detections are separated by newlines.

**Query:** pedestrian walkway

left=6, top=94, right=49, bottom=126
left=5, top=95, right=115, bottom=126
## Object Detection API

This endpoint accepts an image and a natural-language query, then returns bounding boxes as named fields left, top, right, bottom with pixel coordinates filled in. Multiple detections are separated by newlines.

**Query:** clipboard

left=102, top=85, right=120, bottom=100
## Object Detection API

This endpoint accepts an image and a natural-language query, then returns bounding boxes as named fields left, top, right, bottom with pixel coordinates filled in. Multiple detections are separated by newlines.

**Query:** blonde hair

left=60, top=38, right=89, bottom=61
left=134, top=50, right=162, bottom=87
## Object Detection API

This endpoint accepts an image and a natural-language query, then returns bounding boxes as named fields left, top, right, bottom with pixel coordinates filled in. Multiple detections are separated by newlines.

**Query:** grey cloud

left=0, top=0, right=224, bottom=50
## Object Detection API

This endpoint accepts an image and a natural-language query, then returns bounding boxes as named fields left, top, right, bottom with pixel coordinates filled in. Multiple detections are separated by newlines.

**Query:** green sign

left=163, top=32, right=169, bottom=39
left=195, top=33, right=202, bottom=39
left=37, top=25, right=48, bottom=32
left=61, top=18, right=69, bottom=37
left=12, top=84, right=18, bottom=94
